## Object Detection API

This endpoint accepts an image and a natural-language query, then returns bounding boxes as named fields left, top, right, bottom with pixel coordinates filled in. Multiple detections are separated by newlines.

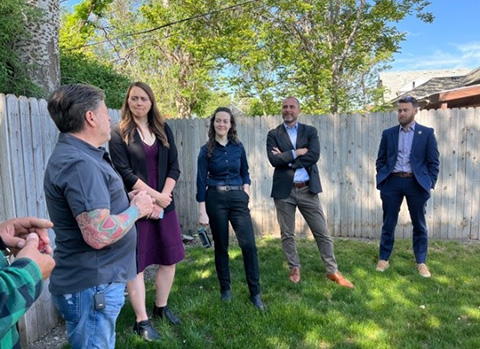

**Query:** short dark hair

left=47, top=84, right=105, bottom=133
left=398, top=96, right=418, bottom=108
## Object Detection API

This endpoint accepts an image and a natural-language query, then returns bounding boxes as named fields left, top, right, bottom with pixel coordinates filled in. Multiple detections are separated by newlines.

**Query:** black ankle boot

left=152, top=304, right=181, bottom=325
left=133, top=319, right=161, bottom=341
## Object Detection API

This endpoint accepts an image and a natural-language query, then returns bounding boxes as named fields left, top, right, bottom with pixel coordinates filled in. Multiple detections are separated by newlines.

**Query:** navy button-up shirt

left=196, top=140, right=251, bottom=202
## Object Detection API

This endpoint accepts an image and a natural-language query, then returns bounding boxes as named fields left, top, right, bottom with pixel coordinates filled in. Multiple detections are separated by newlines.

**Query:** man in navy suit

left=266, top=97, right=354, bottom=288
left=375, top=96, right=439, bottom=277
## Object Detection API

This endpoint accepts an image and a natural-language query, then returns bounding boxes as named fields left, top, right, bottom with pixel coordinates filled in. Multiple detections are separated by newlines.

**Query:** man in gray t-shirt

left=44, top=84, right=154, bottom=349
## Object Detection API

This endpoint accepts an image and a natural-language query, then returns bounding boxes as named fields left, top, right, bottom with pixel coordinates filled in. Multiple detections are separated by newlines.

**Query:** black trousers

left=206, top=188, right=260, bottom=296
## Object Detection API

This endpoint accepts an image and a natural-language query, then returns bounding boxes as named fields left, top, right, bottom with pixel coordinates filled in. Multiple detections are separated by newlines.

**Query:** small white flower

left=419, top=305, right=426, bottom=309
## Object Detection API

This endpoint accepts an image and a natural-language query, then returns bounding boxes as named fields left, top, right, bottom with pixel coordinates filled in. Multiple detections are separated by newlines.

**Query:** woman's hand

left=156, top=192, right=172, bottom=209
left=149, top=204, right=164, bottom=220
left=198, top=212, right=209, bottom=226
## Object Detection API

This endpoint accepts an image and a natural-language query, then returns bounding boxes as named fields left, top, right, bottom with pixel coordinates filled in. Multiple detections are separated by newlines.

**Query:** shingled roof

left=391, top=67, right=480, bottom=109
left=378, top=69, right=471, bottom=102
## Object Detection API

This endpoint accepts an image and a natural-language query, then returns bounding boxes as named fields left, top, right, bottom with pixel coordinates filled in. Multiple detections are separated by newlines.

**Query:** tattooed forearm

left=76, top=206, right=140, bottom=249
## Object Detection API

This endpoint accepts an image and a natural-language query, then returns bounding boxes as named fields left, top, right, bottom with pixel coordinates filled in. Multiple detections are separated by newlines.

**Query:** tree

left=0, top=0, right=42, bottom=96
left=59, top=0, right=132, bottom=108
left=229, top=0, right=433, bottom=114
left=16, top=0, right=60, bottom=96
left=58, top=0, right=433, bottom=116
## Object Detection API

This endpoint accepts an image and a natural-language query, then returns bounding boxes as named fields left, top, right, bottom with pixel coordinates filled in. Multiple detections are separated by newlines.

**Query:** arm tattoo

left=76, top=206, right=140, bottom=249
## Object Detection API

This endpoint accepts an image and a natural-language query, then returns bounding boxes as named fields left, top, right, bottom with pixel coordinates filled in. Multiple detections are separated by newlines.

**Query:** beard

left=398, top=114, right=415, bottom=127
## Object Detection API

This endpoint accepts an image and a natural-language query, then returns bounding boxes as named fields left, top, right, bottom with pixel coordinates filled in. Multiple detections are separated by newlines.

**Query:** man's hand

left=128, top=189, right=141, bottom=200
left=271, top=147, right=281, bottom=155
left=130, top=190, right=154, bottom=218
left=295, top=148, right=308, bottom=157
left=16, top=233, right=55, bottom=280
left=0, top=217, right=53, bottom=254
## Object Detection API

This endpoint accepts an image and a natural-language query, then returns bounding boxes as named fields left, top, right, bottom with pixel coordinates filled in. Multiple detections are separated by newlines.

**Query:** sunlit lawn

left=112, top=237, right=480, bottom=348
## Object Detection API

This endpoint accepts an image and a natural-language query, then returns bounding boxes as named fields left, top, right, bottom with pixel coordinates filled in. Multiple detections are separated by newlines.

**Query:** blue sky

left=64, top=0, right=479, bottom=72
left=390, top=0, right=480, bottom=71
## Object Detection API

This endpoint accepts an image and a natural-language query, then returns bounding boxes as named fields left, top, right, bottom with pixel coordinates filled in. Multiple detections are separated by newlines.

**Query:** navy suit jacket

left=375, top=122, right=440, bottom=193
left=267, top=122, right=322, bottom=199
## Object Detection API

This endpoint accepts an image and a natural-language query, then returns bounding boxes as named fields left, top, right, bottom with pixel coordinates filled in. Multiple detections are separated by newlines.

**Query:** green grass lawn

left=113, top=237, right=480, bottom=348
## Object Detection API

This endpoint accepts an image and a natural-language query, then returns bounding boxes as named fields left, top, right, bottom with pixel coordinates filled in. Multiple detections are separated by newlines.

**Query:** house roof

left=390, top=66, right=480, bottom=109
left=378, top=68, right=471, bottom=102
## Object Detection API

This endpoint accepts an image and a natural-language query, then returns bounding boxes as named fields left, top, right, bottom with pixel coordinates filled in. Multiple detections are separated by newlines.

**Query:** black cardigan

left=109, top=123, right=181, bottom=212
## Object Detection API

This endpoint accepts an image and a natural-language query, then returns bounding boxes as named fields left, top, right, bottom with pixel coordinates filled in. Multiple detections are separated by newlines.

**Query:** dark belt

left=391, top=172, right=414, bottom=178
left=209, top=185, right=243, bottom=192
left=293, top=181, right=309, bottom=188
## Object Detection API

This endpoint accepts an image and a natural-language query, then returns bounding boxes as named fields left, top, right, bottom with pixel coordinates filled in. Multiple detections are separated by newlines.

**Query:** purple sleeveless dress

left=136, top=140, right=185, bottom=272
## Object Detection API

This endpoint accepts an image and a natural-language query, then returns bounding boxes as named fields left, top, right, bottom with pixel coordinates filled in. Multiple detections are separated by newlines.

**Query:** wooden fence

left=1, top=94, right=479, bottom=343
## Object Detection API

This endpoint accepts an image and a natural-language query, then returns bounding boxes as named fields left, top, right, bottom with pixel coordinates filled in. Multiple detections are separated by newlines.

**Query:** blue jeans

left=52, top=282, right=126, bottom=349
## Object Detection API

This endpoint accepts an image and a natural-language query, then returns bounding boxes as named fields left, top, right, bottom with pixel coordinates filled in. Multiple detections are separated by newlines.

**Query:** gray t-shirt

left=44, top=133, right=136, bottom=295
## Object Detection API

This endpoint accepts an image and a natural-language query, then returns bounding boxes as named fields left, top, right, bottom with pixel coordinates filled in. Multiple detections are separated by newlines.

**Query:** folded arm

left=266, top=131, right=295, bottom=168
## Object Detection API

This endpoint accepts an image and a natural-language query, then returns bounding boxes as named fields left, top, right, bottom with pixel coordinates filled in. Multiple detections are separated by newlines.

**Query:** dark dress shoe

left=220, top=289, right=232, bottom=302
left=250, top=294, right=267, bottom=312
left=152, top=304, right=182, bottom=325
left=133, top=319, right=161, bottom=341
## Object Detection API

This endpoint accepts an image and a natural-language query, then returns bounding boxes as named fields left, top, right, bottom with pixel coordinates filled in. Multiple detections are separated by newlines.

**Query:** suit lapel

left=392, top=125, right=399, bottom=154
left=296, top=123, right=307, bottom=148
left=278, top=124, right=295, bottom=150
left=411, top=122, right=423, bottom=150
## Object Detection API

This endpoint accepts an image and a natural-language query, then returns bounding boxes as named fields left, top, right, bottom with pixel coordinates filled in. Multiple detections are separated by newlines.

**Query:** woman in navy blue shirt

left=196, top=107, right=265, bottom=311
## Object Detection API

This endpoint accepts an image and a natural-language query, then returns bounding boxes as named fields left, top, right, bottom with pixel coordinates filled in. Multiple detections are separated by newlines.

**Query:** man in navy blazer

left=266, top=97, right=354, bottom=288
left=375, top=96, right=439, bottom=277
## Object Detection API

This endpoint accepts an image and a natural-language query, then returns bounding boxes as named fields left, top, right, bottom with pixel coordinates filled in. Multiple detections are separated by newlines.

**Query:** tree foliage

left=0, top=0, right=42, bottom=96
left=59, top=0, right=433, bottom=116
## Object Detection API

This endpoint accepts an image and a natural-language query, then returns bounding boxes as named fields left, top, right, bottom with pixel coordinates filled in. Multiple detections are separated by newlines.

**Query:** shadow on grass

left=115, top=237, right=480, bottom=348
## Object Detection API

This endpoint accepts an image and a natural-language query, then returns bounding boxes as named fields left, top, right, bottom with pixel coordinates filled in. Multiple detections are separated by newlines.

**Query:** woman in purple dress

left=109, top=82, right=185, bottom=341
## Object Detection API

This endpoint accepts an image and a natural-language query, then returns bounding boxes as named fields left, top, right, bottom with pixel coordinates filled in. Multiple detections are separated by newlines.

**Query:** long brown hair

left=119, top=81, right=169, bottom=148
left=207, top=107, right=239, bottom=157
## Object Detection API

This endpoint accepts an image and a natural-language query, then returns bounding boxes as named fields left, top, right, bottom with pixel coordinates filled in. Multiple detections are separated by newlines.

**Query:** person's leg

left=52, top=282, right=126, bottom=349
left=404, top=179, right=431, bottom=263
left=152, top=264, right=181, bottom=324
left=228, top=190, right=260, bottom=297
left=126, top=272, right=148, bottom=322
left=296, top=187, right=337, bottom=274
left=206, top=190, right=231, bottom=292
left=379, top=177, right=404, bottom=261
left=154, top=264, right=176, bottom=307
left=274, top=190, right=300, bottom=269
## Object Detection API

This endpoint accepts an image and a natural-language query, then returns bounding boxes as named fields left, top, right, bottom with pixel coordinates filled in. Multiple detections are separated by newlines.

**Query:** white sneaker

left=376, top=260, right=389, bottom=272
left=416, top=263, right=431, bottom=278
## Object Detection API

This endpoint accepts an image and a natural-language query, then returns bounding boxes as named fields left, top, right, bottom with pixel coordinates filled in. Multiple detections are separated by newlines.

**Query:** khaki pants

left=274, top=186, right=338, bottom=274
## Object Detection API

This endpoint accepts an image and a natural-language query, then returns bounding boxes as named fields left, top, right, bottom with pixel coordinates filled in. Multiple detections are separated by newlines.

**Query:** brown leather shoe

left=289, top=267, right=301, bottom=283
left=326, top=271, right=354, bottom=289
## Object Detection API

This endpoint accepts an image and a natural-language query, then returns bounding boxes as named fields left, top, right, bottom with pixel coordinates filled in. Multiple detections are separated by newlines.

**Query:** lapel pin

left=418, top=130, right=422, bottom=134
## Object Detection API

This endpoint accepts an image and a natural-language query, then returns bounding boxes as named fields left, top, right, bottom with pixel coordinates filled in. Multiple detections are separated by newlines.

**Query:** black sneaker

left=152, top=304, right=182, bottom=325
left=250, top=294, right=267, bottom=312
left=220, top=289, right=232, bottom=302
left=133, top=319, right=161, bottom=341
